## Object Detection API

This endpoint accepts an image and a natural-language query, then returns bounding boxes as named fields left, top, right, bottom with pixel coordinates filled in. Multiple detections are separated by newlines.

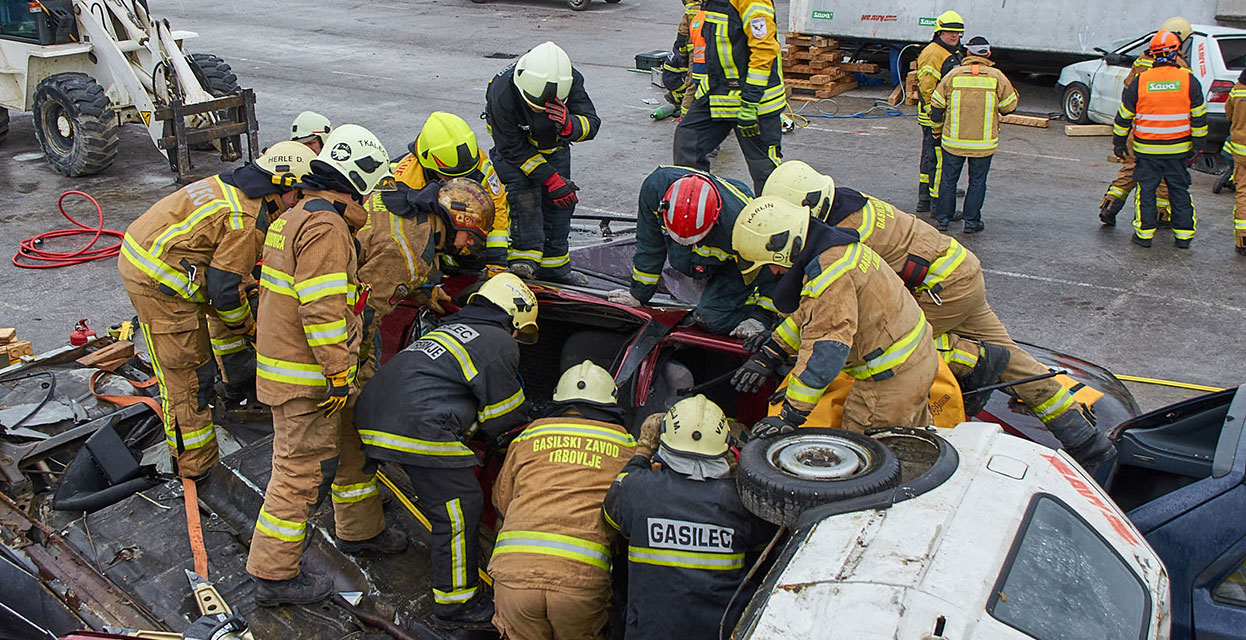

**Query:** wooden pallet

left=783, top=67, right=848, bottom=82
left=787, top=79, right=857, bottom=101
left=784, top=35, right=837, bottom=48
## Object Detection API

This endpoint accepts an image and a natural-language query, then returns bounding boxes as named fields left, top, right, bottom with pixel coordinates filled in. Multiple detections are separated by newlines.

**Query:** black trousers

left=672, top=97, right=781, bottom=194
left=402, top=464, right=484, bottom=617
left=492, top=148, right=574, bottom=279
left=920, top=125, right=944, bottom=203
left=1134, top=154, right=1195, bottom=241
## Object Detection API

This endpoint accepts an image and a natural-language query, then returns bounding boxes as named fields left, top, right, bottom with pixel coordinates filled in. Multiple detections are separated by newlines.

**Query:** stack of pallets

left=781, top=34, right=875, bottom=102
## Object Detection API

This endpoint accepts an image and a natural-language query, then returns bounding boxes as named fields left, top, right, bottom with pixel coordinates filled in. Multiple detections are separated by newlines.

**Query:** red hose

left=13, top=190, right=123, bottom=269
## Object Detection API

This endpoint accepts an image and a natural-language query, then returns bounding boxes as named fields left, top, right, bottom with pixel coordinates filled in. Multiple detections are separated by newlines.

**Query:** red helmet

left=1148, top=30, right=1180, bottom=57
left=661, top=174, right=722, bottom=245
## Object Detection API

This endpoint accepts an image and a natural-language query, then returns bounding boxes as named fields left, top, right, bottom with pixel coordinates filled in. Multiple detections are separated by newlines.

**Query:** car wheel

left=567, top=0, right=590, bottom=10
left=33, top=73, right=119, bottom=177
left=604, top=0, right=621, bottom=3
left=1062, top=82, right=1092, bottom=124
left=736, top=428, right=902, bottom=526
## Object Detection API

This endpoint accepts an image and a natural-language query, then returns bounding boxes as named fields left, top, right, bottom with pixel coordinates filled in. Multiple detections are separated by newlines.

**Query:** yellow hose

left=375, top=471, right=493, bottom=586
left=1115, top=375, right=1225, bottom=393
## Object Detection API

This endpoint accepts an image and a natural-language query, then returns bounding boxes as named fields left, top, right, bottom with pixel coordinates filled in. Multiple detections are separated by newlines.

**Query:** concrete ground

left=2, top=0, right=1243, bottom=412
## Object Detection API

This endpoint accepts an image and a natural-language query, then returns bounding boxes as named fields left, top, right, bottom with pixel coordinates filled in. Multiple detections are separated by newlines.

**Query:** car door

left=1191, top=535, right=1246, bottom=640
left=1088, top=34, right=1154, bottom=123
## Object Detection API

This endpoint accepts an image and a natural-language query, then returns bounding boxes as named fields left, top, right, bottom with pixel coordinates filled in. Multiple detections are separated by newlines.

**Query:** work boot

left=963, top=222, right=984, bottom=234
left=545, top=270, right=589, bottom=286
left=507, top=262, right=536, bottom=280
left=1044, top=410, right=1117, bottom=471
left=915, top=198, right=931, bottom=213
left=916, top=184, right=931, bottom=212
left=1131, top=234, right=1152, bottom=248
left=960, top=343, right=1010, bottom=417
left=1098, top=199, right=1123, bottom=226
left=1174, top=238, right=1191, bottom=249
left=336, top=528, right=409, bottom=555
left=1237, top=245, right=1246, bottom=256
left=432, top=592, right=496, bottom=629
left=935, top=218, right=950, bottom=232
left=253, top=569, right=335, bottom=607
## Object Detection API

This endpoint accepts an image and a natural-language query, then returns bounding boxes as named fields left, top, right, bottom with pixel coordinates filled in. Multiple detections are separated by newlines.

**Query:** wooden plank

left=76, top=341, right=135, bottom=371
left=785, top=48, right=841, bottom=62
left=1000, top=114, right=1050, bottom=128
left=0, top=328, right=15, bottom=345
left=1065, top=124, right=1115, bottom=136
left=887, top=83, right=905, bottom=106
left=788, top=79, right=857, bottom=101
left=3, top=341, right=33, bottom=365
left=837, top=62, right=879, bottom=73
left=784, top=35, right=836, bottom=48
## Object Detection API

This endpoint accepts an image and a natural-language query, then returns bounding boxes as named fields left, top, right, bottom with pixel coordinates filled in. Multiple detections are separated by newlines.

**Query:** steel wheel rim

left=767, top=434, right=872, bottom=480
left=1066, top=91, right=1085, bottom=120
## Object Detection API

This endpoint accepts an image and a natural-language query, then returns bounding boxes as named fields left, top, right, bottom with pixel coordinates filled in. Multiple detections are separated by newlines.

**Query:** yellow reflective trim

left=150, top=201, right=230, bottom=258
left=514, top=422, right=637, bottom=447
left=169, top=422, right=216, bottom=450
left=121, top=234, right=204, bottom=301
left=785, top=377, right=828, bottom=405
left=520, top=155, right=545, bottom=175
left=691, top=244, right=731, bottom=261
left=478, top=388, right=526, bottom=422
left=920, top=239, right=967, bottom=291
left=256, top=507, right=306, bottom=543
left=510, top=248, right=542, bottom=262
left=1033, top=388, right=1075, bottom=421
left=388, top=212, right=417, bottom=280
left=215, top=301, right=251, bottom=324
left=951, top=75, right=997, bottom=90
left=303, top=318, right=348, bottom=347
left=425, top=331, right=479, bottom=380
left=493, top=530, right=611, bottom=571
left=210, top=336, right=249, bottom=356
left=540, top=253, right=570, bottom=268
left=803, top=243, right=863, bottom=297
left=603, top=505, right=621, bottom=530
left=294, top=272, right=350, bottom=303
left=627, top=545, right=745, bottom=570
left=632, top=267, right=661, bottom=285
left=1191, top=103, right=1208, bottom=117
left=216, top=175, right=247, bottom=231
left=775, top=317, right=801, bottom=351
left=258, top=265, right=297, bottom=297
left=358, top=430, right=477, bottom=456
left=843, top=312, right=928, bottom=380
left=1132, top=140, right=1193, bottom=154
left=433, top=586, right=477, bottom=604
left=448, top=498, right=467, bottom=588
left=331, top=478, right=379, bottom=504
left=255, top=354, right=326, bottom=386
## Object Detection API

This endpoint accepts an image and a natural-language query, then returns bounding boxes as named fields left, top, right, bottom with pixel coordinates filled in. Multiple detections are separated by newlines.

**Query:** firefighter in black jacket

left=485, top=41, right=600, bottom=285
left=603, top=395, right=774, bottom=640
left=355, top=273, right=537, bottom=626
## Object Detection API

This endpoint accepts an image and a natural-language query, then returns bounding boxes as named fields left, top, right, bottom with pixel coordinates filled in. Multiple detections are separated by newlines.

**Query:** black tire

left=567, top=0, right=589, bottom=10
left=32, top=73, right=119, bottom=177
left=1062, top=82, right=1091, bottom=124
left=737, top=428, right=902, bottom=526
left=604, top=0, right=621, bottom=3
left=189, top=53, right=241, bottom=97
left=0, top=108, right=8, bottom=145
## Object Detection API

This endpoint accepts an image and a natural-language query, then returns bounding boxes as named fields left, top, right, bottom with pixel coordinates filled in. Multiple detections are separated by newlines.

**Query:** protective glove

left=636, top=412, right=663, bottom=459
left=426, top=285, right=452, bottom=314
left=485, top=264, right=508, bottom=278
left=750, top=402, right=809, bottom=439
left=544, top=173, right=580, bottom=209
left=742, top=327, right=773, bottom=354
left=731, top=340, right=788, bottom=393
left=607, top=288, right=643, bottom=307
left=316, top=370, right=352, bottom=418
left=1186, top=149, right=1200, bottom=167
left=737, top=100, right=761, bottom=138
left=546, top=98, right=575, bottom=137
left=1113, top=141, right=1128, bottom=161
left=729, top=318, right=767, bottom=341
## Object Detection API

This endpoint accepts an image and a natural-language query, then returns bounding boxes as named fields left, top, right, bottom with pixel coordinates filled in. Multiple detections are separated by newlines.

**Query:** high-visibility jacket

left=916, top=39, right=961, bottom=127
left=770, top=221, right=932, bottom=414
left=1124, top=52, right=1190, bottom=89
left=603, top=453, right=773, bottom=640
left=1114, top=62, right=1207, bottom=156
left=255, top=190, right=364, bottom=405
left=391, top=151, right=510, bottom=265
left=120, top=173, right=276, bottom=334
left=489, top=415, right=635, bottom=592
left=484, top=64, right=600, bottom=185
left=1225, top=82, right=1246, bottom=157
left=357, top=191, right=443, bottom=320
left=929, top=56, right=1019, bottom=157
left=689, top=8, right=708, bottom=82
left=823, top=187, right=967, bottom=294
left=696, top=0, right=786, bottom=119
left=354, top=305, right=529, bottom=469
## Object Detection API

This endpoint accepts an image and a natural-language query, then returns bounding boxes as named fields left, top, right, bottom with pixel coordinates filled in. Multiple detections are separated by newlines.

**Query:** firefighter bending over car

left=356, top=274, right=537, bottom=627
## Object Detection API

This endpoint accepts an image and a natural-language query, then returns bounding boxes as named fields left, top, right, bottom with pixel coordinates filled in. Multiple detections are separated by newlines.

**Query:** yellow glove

left=316, top=370, right=352, bottom=418
left=636, top=412, right=663, bottom=459
left=427, top=285, right=452, bottom=314
left=486, top=264, right=508, bottom=279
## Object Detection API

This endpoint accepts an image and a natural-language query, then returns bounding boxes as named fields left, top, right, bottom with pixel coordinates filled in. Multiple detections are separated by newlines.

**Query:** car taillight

left=1208, top=79, right=1234, bottom=103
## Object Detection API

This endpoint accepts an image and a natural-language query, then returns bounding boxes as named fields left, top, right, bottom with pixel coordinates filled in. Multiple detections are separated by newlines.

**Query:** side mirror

left=1104, top=52, right=1132, bottom=67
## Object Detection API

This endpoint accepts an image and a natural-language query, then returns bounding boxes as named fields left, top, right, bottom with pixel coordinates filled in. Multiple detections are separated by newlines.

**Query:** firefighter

left=730, top=197, right=939, bottom=434
left=485, top=41, right=600, bottom=285
left=356, top=274, right=537, bottom=626
left=391, top=112, right=512, bottom=275
left=915, top=10, right=964, bottom=213
left=1224, top=68, right=1246, bottom=255
left=1114, top=29, right=1206, bottom=248
left=489, top=361, right=636, bottom=639
left=119, top=142, right=314, bottom=479
left=929, top=36, right=1018, bottom=233
left=762, top=161, right=1117, bottom=468
left=246, top=124, right=407, bottom=606
left=660, top=0, right=702, bottom=116
left=1098, top=16, right=1193, bottom=228
left=603, top=395, right=773, bottom=639
left=607, top=166, right=775, bottom=337
left=671, top=0, right=785, bottom=194
left=290, top=111, right=331, bottom=153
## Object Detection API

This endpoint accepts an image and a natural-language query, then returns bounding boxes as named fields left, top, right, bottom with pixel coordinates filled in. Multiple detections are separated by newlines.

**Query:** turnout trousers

left=841, top=330, right=939, bottom=432
left=1134, top=155, right=1196, bottom=242
left=493, top=581, right=609, bottom=640
left=1102, top=133, right=1172, bottom=222
left=1234, top=160, right=1246, bottom=249
left=919, top=124, right=944, bottom=205
left=400, top=464, right=484, bottom=617
left=672, top=97, right=782, bottom=194
left=246, top=397, right=385, bottom=580
left=494, top=148, right=575, bottom=280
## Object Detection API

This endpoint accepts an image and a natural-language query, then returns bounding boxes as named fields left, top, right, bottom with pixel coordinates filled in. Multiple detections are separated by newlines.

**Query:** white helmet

left=660, top=394, right=730, bottom=457
left=553, top=360, right=617, bottom=405
left=312, top=124, right=396, bottom=195
left=762, top=160, right=836, bottom=219
left=255, top=141, right=315, bottom=188
left=732, top=196, right=810, bottom=276
left=513, top=41, right=573, bottom=112
left=290, top=111, right=331, bottom=146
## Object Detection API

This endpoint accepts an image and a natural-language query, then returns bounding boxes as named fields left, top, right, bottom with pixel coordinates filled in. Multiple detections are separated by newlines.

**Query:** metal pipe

left=962, top=370, right=1064, bottom=396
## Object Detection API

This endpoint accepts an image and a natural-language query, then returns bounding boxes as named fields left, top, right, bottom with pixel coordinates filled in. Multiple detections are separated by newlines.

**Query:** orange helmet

left=1148, top=30, right=1180, bottom=57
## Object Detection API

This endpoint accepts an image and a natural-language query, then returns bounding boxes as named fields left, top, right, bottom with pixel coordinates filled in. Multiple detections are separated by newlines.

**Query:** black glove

left=731, top=340, right=787, bottom=393
left=742, top=325, right=774, bottom=353
left=749, top=402, right=809, bottom=439
left=1186, top=148, right=1200, bottom=167
left=1113, top=141, right=1128, bottom=161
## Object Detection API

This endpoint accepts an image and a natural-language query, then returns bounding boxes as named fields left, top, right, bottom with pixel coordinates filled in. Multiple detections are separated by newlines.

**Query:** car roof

left=743, top=423, right=1167, bottom=639
left=1193, top=24, right=1246, bottom=38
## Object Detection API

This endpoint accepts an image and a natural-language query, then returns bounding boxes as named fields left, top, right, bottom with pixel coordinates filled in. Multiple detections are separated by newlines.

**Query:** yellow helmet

left=762, top=160, right=835, bottom=219
left=313, top=124, right=396, bottom=195
left=1160, top=16, right=1193, bottom=43
left=255, top=141, right=315, bottom=188
left=660, top=394, right=729, bottom=457
left=732, top=196, right=810, bottom=276
left=553, top=360, right=617, bottom=405
left=468, top=272, right=539, bottom=344
left=513, top=41, right=573, bottom=111
left=415, top=112, right=481, bottom=177
left=438, top=177, right=495, bottom=242
left=936, top=10, right=965, bottom=33
left=290, top=111, right=331, bottom=146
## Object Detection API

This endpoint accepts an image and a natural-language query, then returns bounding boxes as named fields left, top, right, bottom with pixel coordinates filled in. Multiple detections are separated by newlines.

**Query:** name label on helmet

left=1147, top=81, right=1181, bottom=92
left=647, top=517, right=734, bottom=552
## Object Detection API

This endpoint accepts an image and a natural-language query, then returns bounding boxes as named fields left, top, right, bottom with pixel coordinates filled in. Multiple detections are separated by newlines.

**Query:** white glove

left=607, top=288, right=642, bottom=307
left=730, top=318, right=767, bottom=340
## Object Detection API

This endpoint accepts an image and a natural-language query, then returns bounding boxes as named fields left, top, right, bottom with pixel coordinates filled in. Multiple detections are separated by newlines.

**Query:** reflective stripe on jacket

left=391, top=151, right=511, bottom=260
left=916, top=40, right=961, bottom=127
left=484, top=64, right=600, bottom=185
left=697, top=0, right=786, bottom=118
left=1226, top=83, right=1246, bottom=156
left=357, top=192, right=442, bottom=319
left=929, top=56, right=1018, bottom=157
left=1114, top=63, right=1207, bottom=156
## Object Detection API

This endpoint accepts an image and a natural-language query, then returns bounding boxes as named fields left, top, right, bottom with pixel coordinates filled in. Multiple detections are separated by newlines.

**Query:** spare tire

left=737, top=428, right=901, bottom=526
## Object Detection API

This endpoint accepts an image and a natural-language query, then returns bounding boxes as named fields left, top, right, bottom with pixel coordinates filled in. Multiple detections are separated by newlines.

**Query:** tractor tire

left=0, top=108, right=9, bottom=146
left=737, top=428, right=902, bottom=526
left=33, top=73, right=119, bottom=177
left=189, top=53, right=241, bottom=97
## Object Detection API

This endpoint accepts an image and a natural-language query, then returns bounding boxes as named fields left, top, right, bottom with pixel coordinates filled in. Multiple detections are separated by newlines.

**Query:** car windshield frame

left=987, top=493, right=1151, bottom=640
left=1215, top=35, right=1246, bottom=71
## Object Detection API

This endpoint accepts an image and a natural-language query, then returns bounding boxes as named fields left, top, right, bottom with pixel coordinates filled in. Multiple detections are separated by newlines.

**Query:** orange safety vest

left=1134, top=66, right=1193, bottom=148
left=689, top=9, right=707, bottom=71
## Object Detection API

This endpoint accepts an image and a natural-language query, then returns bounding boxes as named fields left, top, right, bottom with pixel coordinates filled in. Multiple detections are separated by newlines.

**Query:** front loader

left=0, top=0, right=258, bottom=180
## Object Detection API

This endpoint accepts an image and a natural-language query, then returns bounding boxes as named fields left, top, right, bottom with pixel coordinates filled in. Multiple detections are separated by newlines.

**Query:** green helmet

left=414, top=112, right=480, bottom=177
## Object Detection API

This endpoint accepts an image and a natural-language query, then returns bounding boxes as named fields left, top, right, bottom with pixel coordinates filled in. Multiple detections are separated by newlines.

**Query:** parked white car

left=1058, top=24, right=1246, bottom=151
left=732, top=423, right=1170, bottom=639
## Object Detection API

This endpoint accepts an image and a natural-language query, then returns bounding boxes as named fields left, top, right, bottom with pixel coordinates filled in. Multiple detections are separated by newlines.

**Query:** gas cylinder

left=70, top=319, right=96, bottom=346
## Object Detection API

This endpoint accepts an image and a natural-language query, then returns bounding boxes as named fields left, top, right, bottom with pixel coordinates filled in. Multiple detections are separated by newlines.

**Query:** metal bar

left=152, top=94, right=246, bottom=120
left=569, top=213, right=634, bottom=223
left=962, top=370, right=1065, bottom=396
